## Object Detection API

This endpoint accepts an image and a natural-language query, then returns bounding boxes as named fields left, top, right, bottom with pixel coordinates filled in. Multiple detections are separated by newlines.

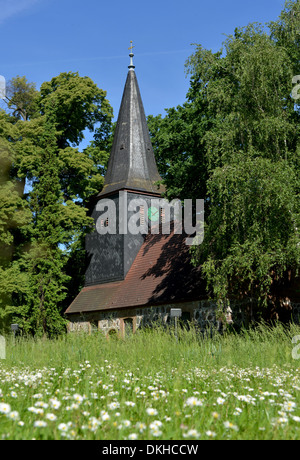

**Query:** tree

left=192, top=155, right=299, bottom=306
left=188, top=20, right=300, bottom=310
left=149, top=2, right=300, bottom=315
left=269, top=0, right=300, bottom=76
left=0, top=113, right=31, bottom=330
left=5, top=72, right=112, bottom=199
left=148, top=100, right=209, bottom=201
left=4, top=76, right=39, bottom=121
left=0, top=72, right=113, bottom=335
left=15, top=112, right=72, bottom=335
left=39, top=71, right=113, bottom=149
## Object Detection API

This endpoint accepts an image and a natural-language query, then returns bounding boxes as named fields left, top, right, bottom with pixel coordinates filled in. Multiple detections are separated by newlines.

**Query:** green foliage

left=269, top=0, right=300, bottom=75
left=148, top=102, right=208, bottom=201
left=0, top=72, right=113, bottom=335
left=185, top=23, right=296, bottom=168
left=12, top=112, right=68, bottom=335
left=0, top=124, right=31, bottom=330
left=192, top=155, right=300, bottom=303
left=5, top=76, right=39, bottom=121
left=149, top=1, right=300, bottom=308
left=39, top=71, right=113, bottom=148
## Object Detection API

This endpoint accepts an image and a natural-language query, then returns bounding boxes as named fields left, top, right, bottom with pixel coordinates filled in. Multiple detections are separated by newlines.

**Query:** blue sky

left=0, top=0, right=286, bottom=148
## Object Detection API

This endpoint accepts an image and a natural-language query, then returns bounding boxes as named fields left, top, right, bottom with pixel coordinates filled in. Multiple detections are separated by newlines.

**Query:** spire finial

left=128, top=40, right=135, bottom=70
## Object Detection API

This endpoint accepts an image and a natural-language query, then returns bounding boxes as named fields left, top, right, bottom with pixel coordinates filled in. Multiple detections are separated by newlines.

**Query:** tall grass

left=4, top=321, right=300, bottom=371
left=1, top=321, right=300, bottom=440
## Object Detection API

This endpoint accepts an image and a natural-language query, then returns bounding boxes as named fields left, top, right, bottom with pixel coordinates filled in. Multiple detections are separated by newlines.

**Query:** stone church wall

left=67, top=298, right=300, bottom=336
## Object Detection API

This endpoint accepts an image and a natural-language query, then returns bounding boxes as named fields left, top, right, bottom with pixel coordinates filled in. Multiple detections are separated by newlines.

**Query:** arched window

left=106, top=328, right=119, bottom=341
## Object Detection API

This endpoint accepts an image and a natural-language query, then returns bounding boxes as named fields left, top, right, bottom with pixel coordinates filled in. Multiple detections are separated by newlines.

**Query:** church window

left=107, top=328, right=118, bottom=340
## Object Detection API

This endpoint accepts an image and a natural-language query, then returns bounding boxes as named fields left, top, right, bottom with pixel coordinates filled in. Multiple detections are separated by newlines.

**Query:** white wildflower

left=185, top=397, right=203, bottom=407
left=146, top=407, right=158, bottom=416
left=0, top=403, right=11, bottom=414
left=7, top=411, right=19, bottom=421
left=101, top=411, right=110, bottom=421
left=49, top=398, right=61, bottom=410
left=135, top=422, right=146, bottom=432
left=107, top=402, right=120, bottom=410
left=33, top=420, right=47, bottom=428
left=233, top=407, right=242, bottom=416
left=73, top=394, right=84, bottom=404
left=183, top=429, right=200, bottom=438
left=58, top=423, right=69, bottom=432
left=45, top=413, right=57, bottom=421
left=125, top=401, right=135, bottom=407
left=224, top=421, right=239, bottom=431
left=88, top=417, right=101, bottom=432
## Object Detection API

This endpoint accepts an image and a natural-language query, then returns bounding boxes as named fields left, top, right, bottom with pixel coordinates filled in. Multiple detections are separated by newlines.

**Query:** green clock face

left=148, top=206, right=159, bottom=222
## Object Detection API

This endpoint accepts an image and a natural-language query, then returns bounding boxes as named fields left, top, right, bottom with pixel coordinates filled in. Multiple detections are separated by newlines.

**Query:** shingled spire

left=99, top=45, right=163, bottom=197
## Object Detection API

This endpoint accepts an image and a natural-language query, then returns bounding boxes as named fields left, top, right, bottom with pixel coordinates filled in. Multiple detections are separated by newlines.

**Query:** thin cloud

left=0, top=0, right=40, bottom=24
left=1, top=49, right=192, bottom=69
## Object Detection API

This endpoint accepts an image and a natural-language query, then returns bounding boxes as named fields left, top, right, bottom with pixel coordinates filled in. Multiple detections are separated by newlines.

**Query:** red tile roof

left=65, top=225, right=205, bottom=315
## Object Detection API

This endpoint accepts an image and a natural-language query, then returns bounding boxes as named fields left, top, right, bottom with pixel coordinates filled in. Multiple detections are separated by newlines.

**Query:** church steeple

left=83, top=49, right=166, bottom=287
left=99, top=45, right=164, bottom=198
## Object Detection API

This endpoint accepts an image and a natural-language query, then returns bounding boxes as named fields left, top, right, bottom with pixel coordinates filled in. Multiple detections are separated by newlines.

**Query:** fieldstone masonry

left=68, top=298, right=289, bottom=336
left=67, top=299, right=300, bottom=337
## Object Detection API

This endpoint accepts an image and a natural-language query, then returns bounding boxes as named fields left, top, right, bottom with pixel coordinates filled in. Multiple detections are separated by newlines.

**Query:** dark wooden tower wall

left=84, top=59, right=164, bottom=287
left=85, top=192, right=158, bottom=286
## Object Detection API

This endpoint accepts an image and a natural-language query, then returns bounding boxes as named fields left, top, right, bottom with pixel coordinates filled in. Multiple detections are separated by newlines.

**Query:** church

left=65, top=49, right=300, bottom=336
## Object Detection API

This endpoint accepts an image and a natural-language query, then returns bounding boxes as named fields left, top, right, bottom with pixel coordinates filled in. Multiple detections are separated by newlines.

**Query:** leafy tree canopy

left=0, top=72, right=113, bottom=335
left=149, top=0, right=300, bottom=309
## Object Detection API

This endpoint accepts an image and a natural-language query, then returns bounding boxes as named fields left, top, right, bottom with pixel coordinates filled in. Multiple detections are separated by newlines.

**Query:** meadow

left=1, top=322, right=300, bottom=440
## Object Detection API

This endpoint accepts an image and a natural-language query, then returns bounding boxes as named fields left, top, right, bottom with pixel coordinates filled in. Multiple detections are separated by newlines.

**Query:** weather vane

left=128, top=41, right=135, bottom=70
